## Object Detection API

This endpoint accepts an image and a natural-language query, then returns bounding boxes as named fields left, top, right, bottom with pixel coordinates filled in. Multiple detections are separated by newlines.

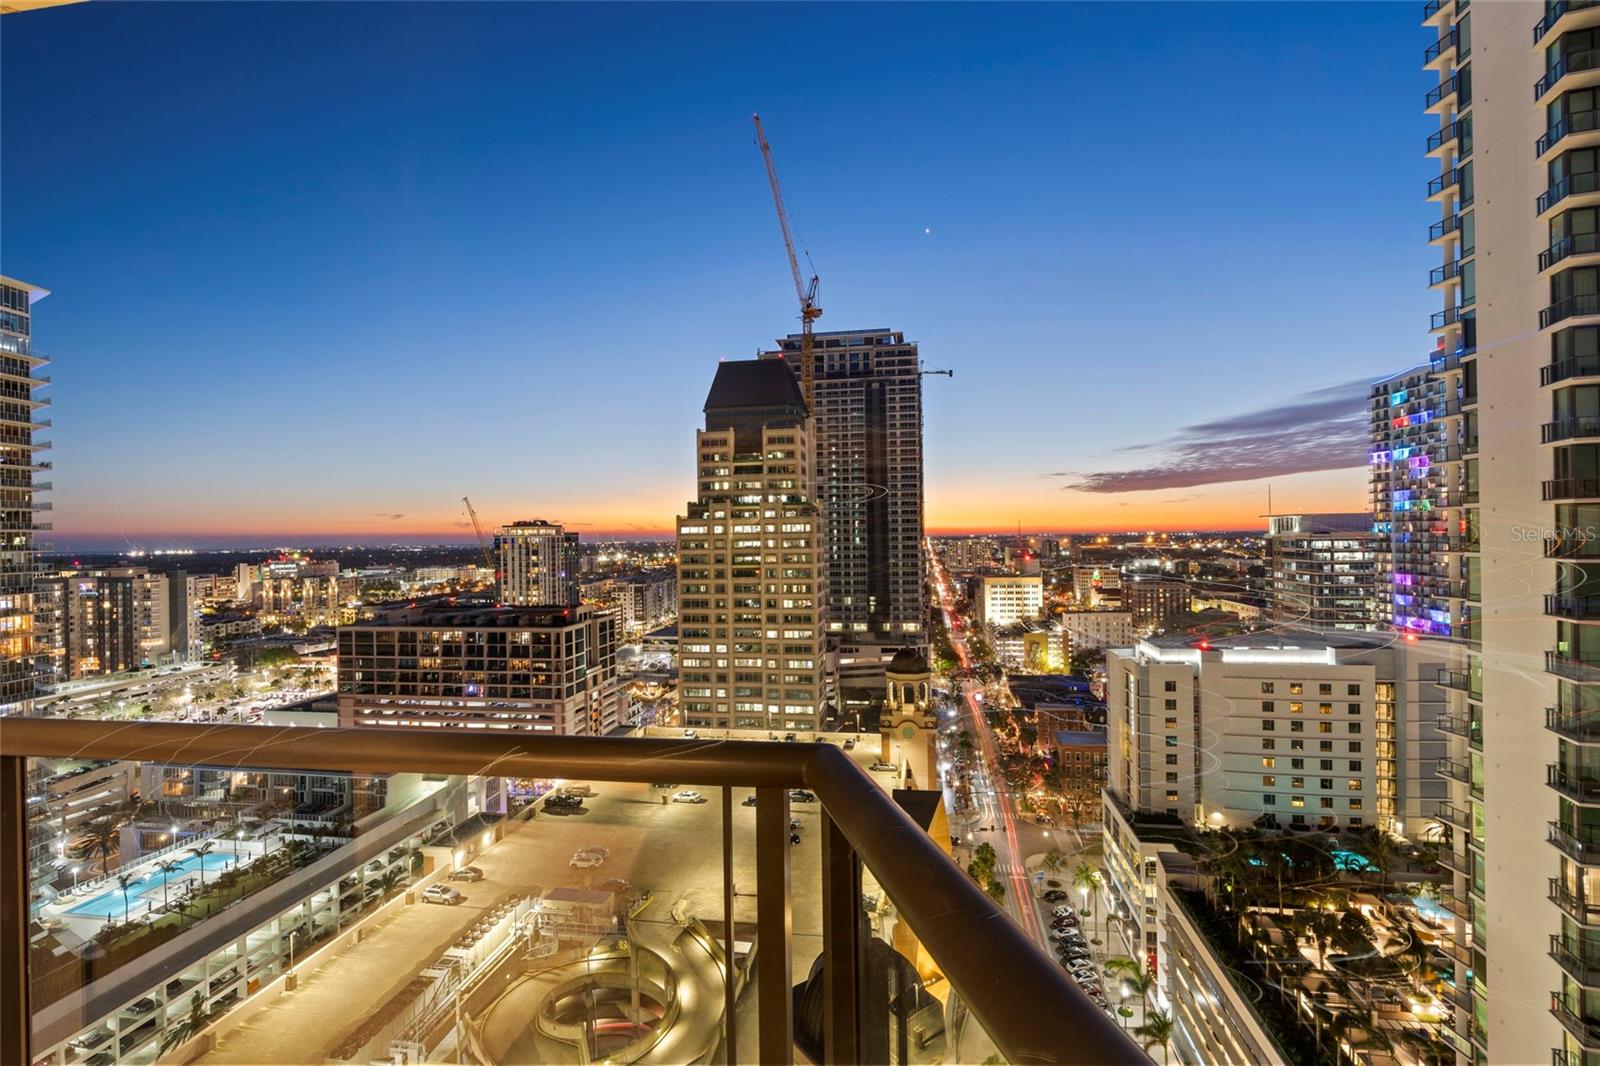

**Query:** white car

left=570, top=850, right=605, bottom=869
left=420, top=884, right=463, bottom=906
left=672, top=790, right=706, bottom=804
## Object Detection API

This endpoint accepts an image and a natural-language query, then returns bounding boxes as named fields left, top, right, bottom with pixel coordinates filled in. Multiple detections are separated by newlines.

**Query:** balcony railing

left=1552, top=990, right=1600, bottom=1048
left=1542, top=170, right=1600, bottom=214
left=1552, top=934, right=1600, bottom=985
left=1541, top=50, right=1600, bottom=99
left=1542, top=293, right=1600, bottom=328
left=1424, top=28, right=1459, bottom=65
left=1422, top=0, right=1449, bottom=22
left=1545, top=354, right=1600, bottom=384
left=1549, top=820, right=1600, bottom=864
left=1550, top=878, right=1600, bottom=925
left=1550, top=764, right=1600, bottom=804
left=1428, top=212, right=1462, bottom=240
left=1548, top=705, right=1600, bottom=741
left=1429, top=257, right=1465, bottom=286
left=1427, top=73, right=1464, bottom=111
left=1549, top=651, right=1600, bottom=681
left=1542, top=414, right=1600, bottom=441
left=1431, top=304, right=1468, bottom=330
left=1537, top=0, right=1600, bottom=45
left=1436, top=801, right=1472, bottom=830
left=0, top=719, right=1139, bottom=1066
left=1541, top=110, right=1600, bottom=158
left=1544, top=477, right=1600, bottom=499
left=1542, top=231, right=1600, bottom=271
left=1436, top=756, right=1472, bottom=784
left=1434, top=667, right=1471, bottom=691
left=1548, top=593, right=1600, bottom=618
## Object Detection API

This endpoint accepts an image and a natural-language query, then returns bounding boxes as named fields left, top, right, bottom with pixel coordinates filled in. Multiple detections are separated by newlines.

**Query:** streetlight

left=70, top=864, right=81, bottom=892
left=287, top=929, right=300, bottom=976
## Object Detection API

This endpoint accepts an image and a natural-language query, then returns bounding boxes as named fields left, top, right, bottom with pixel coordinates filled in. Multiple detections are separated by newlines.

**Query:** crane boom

left=752, top=113, right=821, bottom=407
left=462, top=496, right=494, bottom=573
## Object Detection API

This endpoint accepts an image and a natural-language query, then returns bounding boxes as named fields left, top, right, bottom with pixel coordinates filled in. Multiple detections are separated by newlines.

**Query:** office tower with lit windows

left=0, top=276, right=50, bottom=716
left=495, top=520, right=580, bottom=607
left=765, top=329, right=925, bottom=652
left=676, top=359, right=827, bottom=731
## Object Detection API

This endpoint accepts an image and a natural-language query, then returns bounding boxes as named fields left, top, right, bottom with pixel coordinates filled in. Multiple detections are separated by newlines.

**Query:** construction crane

left=462, top=496, right=494, bottom=573
left=752, top=113, right=822, bottom=407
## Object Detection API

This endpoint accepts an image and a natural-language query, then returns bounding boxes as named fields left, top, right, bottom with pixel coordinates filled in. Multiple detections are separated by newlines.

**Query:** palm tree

left=1305, top=907, right=1342, bottom=969
left=154, top=859, right=181, bottom=911
left=116, top=872, right=138, bottom=924
left=1073, top=860, right=1100, bottom=921
left=187, top=842, right=216, bottom=887
left=159, top=991, right=213, bottom=1053
left=1133, top=1009, right=1174, bottom=1065
left=375, top=866, right=404, bottom=901
left=1103, top=956, right=1155, bottom=1008
left=70, top=816, right=123, bottom=876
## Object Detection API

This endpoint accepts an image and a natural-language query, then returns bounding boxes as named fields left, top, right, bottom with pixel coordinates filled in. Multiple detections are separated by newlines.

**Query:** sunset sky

left=2, top=3, right=1426, bottom=549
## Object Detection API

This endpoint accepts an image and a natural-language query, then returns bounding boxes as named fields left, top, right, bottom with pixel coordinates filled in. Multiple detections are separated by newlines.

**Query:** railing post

left=756, top=786, right=792, bottom=1064
left=821, top=812, right=860, bottom=1065
left=722, top=786, right=737, bottom=1065
left=2, top=755, right=31, bottom=1066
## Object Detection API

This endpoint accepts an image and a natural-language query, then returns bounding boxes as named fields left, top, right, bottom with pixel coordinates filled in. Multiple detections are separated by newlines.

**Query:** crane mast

left=462, top=496, right=495, bottom=575
left=752, top=113, right=822, bottom=407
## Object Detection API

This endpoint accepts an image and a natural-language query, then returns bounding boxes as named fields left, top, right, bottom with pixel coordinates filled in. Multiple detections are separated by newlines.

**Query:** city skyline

left=3, top=3, right=1429, bottom=548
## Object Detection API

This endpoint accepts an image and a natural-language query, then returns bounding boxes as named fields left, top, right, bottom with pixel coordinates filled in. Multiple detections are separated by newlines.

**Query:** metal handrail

left=0, top=719, right=1139, bottom=1066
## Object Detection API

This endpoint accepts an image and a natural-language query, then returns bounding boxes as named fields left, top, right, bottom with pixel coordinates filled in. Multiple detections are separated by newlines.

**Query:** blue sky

left=2, top=2, right=1431, bottom=548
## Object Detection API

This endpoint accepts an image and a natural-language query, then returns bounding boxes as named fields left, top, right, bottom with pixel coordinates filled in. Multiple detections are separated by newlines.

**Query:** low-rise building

left=977, top=574, right=1043, bottom=627
left=1059, top=609, right=1134, bottom=654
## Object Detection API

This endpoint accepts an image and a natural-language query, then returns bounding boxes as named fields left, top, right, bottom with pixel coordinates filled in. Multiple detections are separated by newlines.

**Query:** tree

left=1133, top=1009, right=1175, bottom=1065
left=1073, top=860, right=1100, bottom=920
left=985, top=878, right=1006, bottom=904
left=160, top=991, right=214, bottom=1053
left=1042, top=848, right=1067, bottom=874
left=1334, top=910, right=1375, bottom=958
left=187, top=842, right=217, bottom=887
left=117, top=872, right=137, bottom=924
left=154, top=860, right=181, bottom=911
left=1304, top=907, right=1341, bottom=969
left=70, top=817, right=122, bottom=875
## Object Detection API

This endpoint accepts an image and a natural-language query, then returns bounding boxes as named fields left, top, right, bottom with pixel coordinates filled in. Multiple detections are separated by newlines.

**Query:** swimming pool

left=66, top=851, right=240, bottom=918
left=1413, top=894, right=1450, bottom=923
left=1331, top=848, right=1375, bottom=872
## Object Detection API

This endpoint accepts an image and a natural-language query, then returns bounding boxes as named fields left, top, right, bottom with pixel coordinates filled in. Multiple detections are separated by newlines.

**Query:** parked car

left=421, top=884, right=464, bottom=905
left=544, top=793, right=583, bottom=812
left=126, top=998, right=157, bottom=1016
left=783, top=733, right=797, bottom=742
left=569, top=850, right=605, bottom=869
left=449, top=865, right=484, bottom=882
left=843, top=738, right=855, bottom=750
left=683, top=730, right=698, bottom=739
left=1042, top=889, right=1068, bottom=902
left=673, top=790, right=706, bottom=804
left=561, top=783, right=594, bottom=797
left=869, top=762, right=897, bottom=773
left=741, top=794, right=758, bottom=807
left=789, top=789, right=816, bottom=803
left=790, top=833, right=802, bottom=845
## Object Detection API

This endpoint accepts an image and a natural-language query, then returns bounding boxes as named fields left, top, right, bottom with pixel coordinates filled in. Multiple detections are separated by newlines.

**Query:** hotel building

left=0, top=276, right=50, bottom=716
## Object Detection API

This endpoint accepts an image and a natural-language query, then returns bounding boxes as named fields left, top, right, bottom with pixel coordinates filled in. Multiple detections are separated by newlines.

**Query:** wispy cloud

left=372, top=512, right=407, bottom=520
left=1065, top=380, right=1369, bottom=493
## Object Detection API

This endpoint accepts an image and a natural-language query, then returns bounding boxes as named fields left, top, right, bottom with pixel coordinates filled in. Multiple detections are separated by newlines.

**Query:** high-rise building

left=1417, top=4, right=1600, bottom=1058
left=1105, top=632, right=1450, bottom=834
left=1265, top=513, right=1380, bottom=631
left=0, top=276, right=50, bottom=716
left=1368, top=362, right=1471, bottom=637
left=765, top=329, right=925, bottom=648
left=38, top=568, right=170, bottom=680
left=336, top=600, right=620, bottom=735
left=676, top=359, right=827, bottom=730
left=496, top=520, right=580, bottom=606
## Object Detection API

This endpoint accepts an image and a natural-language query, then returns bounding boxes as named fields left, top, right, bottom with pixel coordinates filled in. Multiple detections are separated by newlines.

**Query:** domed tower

left=880, top=648, right=939, bottom=787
